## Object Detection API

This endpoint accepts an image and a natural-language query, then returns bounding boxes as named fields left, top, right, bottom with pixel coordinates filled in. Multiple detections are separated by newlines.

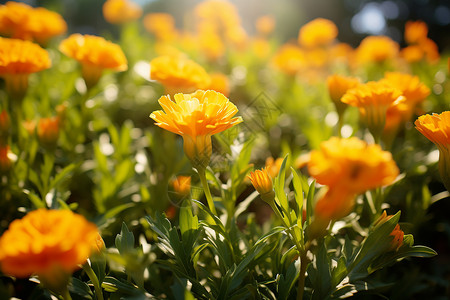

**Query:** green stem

left=297, top=246, right=310, bottom=300
left=62, top=288, right=72, bottom=300
left=83, top=263, right=104, bottom=300
left=198, top=167, right=217, bottom=215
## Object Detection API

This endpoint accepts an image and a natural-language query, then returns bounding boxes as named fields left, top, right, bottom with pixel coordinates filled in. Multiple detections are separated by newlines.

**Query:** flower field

left=0, top=0, right=449, bottom=299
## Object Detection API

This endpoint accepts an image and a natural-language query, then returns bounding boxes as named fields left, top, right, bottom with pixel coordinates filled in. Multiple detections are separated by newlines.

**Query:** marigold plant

left=103, top=0, right=142, bottom=24
left=298, top=18, right=338, bottom=48
left=356, top=35, right=399, bottom=64
left=248, top=167, right=275, bottom=203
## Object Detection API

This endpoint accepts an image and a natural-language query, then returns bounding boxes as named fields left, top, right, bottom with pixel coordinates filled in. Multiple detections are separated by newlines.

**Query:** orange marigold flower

left=37, top=116, right=60, bottom=149
left=308, top=137, right=399, bottom=194
left=341, top=81, right=404, bottom=139
left=356, top=35, right=399, bottom=64
left=248, top=167, right=275, bottom=203
left=420, top=38, right=440, bottom=63
left=327, top=74, right=361, bottom=115
left=401, top=45, right=424, bottom=63
left=103, top=0, right=142, bottom=24
left=0, top=110, right=11, bottom=142
left=314, top=186, right=356, bottom=222
left=265, top=157, right=284, bottom=179
left=256, top=15, right=275, bottom=36
left=415, top=112, right=450, bottom=192
left=195, top=0, right=241, bottom=31
left=207, top=73, right=230, bottom=97
left=0, top=2, right=66, bottom=43
left=171, top=175, right=191, bottom=198
left=252, top=38, right=271, bottom=59
left=150, top=90, right=242, bottom=169
left=404, top=20, right=428, bottom=45
left=0, top=37, right=51, bottom=100
left=0, top=209, right=100, bottom=280
left=272, top=44, right=305, bottom=76
left=298, top=18, right=338, bottom=48
left=150, top=55, right=211, bottom=95
left=59, top=34, right=127, bottom=89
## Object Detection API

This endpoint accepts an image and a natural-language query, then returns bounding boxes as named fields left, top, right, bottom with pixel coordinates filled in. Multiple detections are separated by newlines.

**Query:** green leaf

left=274, top=155, right=289, bottom=216
left=69, top=277, right=93, bottom=299
left=291, top=168, right=304, bottom=227
left=179, top=200, right=199, bottom=237
left=115, top=223, right=135, bottom=255
left=305, top=180, right=316, bottom=226
left=277, top=258, right=300, bottom=300
left=49, top=163, right=78, bottom=191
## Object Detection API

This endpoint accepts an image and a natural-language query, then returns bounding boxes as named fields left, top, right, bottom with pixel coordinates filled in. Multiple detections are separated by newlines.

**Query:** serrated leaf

left=115, top=223, right=135, bottom=255
left=49, top=163, right=78, bottom=191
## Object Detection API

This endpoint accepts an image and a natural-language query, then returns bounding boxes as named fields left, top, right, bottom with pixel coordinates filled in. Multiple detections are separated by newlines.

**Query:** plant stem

left=198, top=167, right=217, bottom=215
left=83, top=263, right=104, bottom=300
left=297, top=250, right=309, bottom=300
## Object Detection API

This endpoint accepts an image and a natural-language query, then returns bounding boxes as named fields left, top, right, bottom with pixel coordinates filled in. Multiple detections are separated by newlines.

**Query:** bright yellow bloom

left=415, top=112, right=450, bottom=191
left=0, top=37, right=51, bottom=100
left=150, top=90, right=242, bottom=168
left=298, top=18, right=338, bottom=48
left=59, top=34, right=127, bottom=88
left=308, top=137, right=399, bottom=193
left=0, top=2, right=66, bottom=43
left=150, top=55, right=211, bottom=95
left=272, top=44, right=305, bottom=76
left=256, top=15, right=275, bottom=36
left=327, top=74, right=361, bottom=115
left=0, top=209, right=99, bottom=280
left=404, top=20, right=428, bottom=45
left=341, top=81, right=404, bottom=139
left=143, top=13, right=178, bottom=42
left=171, top=175, right=191, bottom=198
left=195, top=0, right=241, bottom=31
left=356, top=35, right=399, bottom=64
left=248, top=167, right=275, bottom=203
left=103, top=0, right=142, bottom=24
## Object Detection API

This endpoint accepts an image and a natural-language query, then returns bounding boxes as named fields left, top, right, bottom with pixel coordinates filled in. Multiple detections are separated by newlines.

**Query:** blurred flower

left=415, top=112, right=450, bottom=192
left=265, top=157, right=284, bottom=179
left=309, top=137, right=399, bottom=193
left=207, top=73, right=230, bottom=97
left=252, top=38, right=271, bottom=59
left=404, top=20, right=428, bottom=45
left=103, top=0, right=142, bottom=24
left=401, top=45, right=424, bottom=63
left=37, top=116, right=60, bottom=149
left=374, top=211, right=404, bottom=251
left=341, top=81, right=404, bottom=139
left=0, top=145, right=12, bottom=173
left=143, top=13, right=178, bottom=42
left=0, top=2, right=66, bottom=44
left=23, top=119, right=36, bottom=136
left=272, top=44, right=305, bottom=76
left=256, top=15, right=275, bottom=36
left=197, top=29, right=225, bottom=61
left=0, top=110, right=11, bottom=144
left=150, top=55, right=211, bottom=95
left=298, top=18, right=338, bottom=48
left=356, top=36, right=399, bottom=64
left=59, top=34, right=128, bottom=89
left=195, top=0, right=241, bottom=32
left=309, top=137, right=399, bottom=221
left=327, top=74, right=361, bottom=116
left=248, top=167, right=275, bottom=203
left=0, top=209, right=99, bottom=294
left=150, top=90, right=242, bottom=169
left=0, top=37, right=51, bottom=100
left=329, top=42, right=355, bottom=66
left=171, top=175, right=191, bottom=198
left=420, top=38, right=440, bottom=63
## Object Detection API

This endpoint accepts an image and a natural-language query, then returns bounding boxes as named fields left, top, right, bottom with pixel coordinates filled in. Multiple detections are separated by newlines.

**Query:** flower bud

left=248, top=167, right=275, bottom=204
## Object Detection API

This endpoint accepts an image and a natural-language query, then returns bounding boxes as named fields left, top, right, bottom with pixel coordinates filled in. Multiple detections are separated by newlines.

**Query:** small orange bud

left=37, top=116, right=60, bottom=148
left=248, top=167, right=275, bottom=203
left=171, top=175, right=191, bottom=198
left=0, top=145, right=12, bottom=173
left=374, top=211, right=404, bottom=251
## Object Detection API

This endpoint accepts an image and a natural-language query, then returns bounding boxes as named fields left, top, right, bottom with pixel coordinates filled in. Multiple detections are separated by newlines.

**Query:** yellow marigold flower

left=37, top=116, right=60, bottom=149
left=150, top=90, right=242, bottom=169
left=374, top=211, right=404, bottom=251
left=415, top=112, right=450, bottom=192
left=198, top=29, right=225, bottom=61
left=0, top=209, right=99, bottom=287
left=103, top=0, right=142, bottom=24
left=327, top=74, right=361, bottom=115
left=272, top=44, right=305, bottom=76
left=252, top=38, right=271, bottom=59
left=143, top=13, right=178, bottom=42
left=0, top=2, right=66, bottom=44
left=248, top=167, right=275, bottom=203
left=195, top=0, right=241, bottom=31
left=298, top=18, right=338, bottom=48
left=308, top=137, right=399, bottom=194
left=341, top=81, right=404, bottom=139
left=356, top=35, right=399, bottom=64
left=0, top=37, right=51, bottom=100
left=59, top=34, right=127, bottom=89
left=150, top=55, right=211, bottom=95
left=405, top=20, right=428, bottom=45
left=171, top=175, right=191, bottom=198
left=207, top=73, right=230, bottom=97
left=256, top=15, right=275, bottom=36
left=329, top=42, right=355, bottom=66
